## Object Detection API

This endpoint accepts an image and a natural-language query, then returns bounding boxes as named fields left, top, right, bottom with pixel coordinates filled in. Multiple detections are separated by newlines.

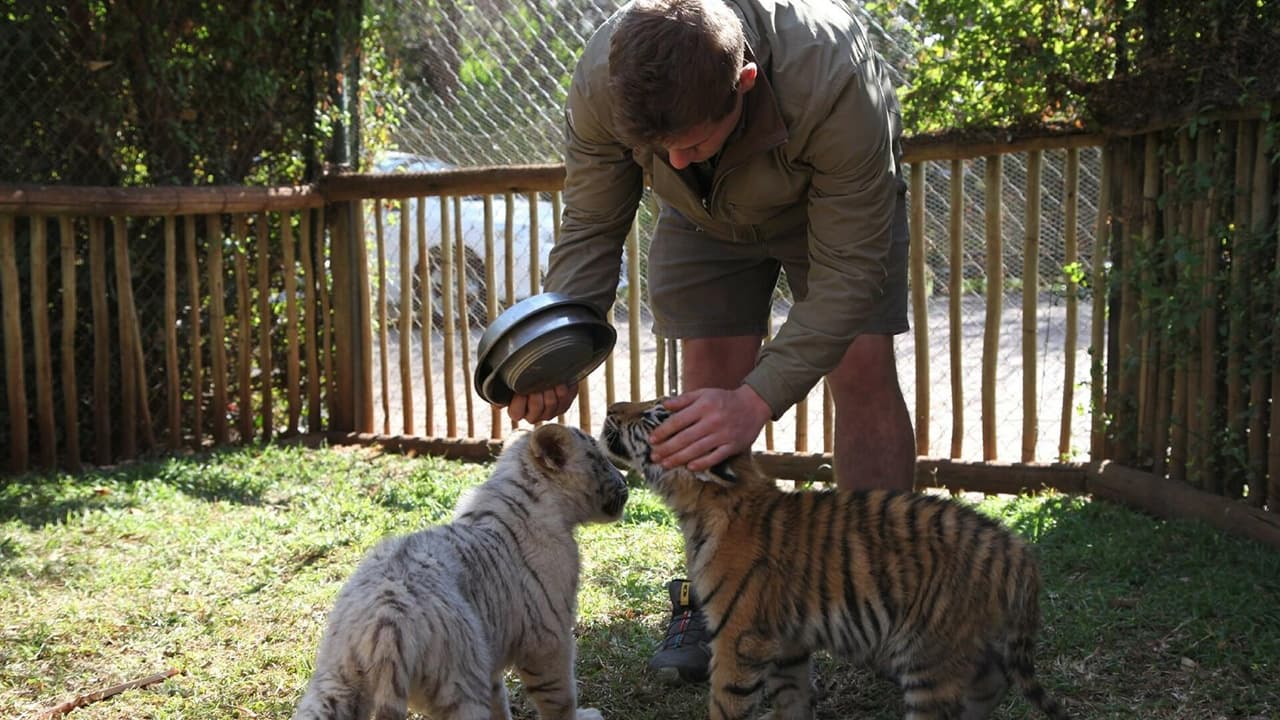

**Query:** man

left=500, top=0, right=915, bottom=684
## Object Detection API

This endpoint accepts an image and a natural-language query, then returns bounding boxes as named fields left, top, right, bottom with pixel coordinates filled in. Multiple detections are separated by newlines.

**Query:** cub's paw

left=575, top=709, right=604, bottom=720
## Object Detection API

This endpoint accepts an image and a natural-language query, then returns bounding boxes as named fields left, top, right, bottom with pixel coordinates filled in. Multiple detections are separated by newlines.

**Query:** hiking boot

left=649, top=578, right=711, bottom=685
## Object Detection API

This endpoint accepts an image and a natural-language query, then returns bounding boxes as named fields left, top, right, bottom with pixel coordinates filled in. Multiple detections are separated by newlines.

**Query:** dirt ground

left=370, top=291, right=1095, bottom=465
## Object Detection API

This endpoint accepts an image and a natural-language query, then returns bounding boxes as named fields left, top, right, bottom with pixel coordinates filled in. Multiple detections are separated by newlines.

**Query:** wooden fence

left=3, top=126, right=1279, bottom=542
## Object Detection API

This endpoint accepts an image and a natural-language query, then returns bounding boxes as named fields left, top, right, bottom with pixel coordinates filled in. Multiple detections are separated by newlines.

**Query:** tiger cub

left=293, top=423, right=628, bottom=720
left=601, top=399, right=1069, bottom=720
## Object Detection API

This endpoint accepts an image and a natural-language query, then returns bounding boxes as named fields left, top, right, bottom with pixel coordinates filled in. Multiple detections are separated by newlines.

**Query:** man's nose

left=668, top=149, right=693, bottom=170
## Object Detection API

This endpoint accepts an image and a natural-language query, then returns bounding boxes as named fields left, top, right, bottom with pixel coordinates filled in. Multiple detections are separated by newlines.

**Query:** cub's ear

left=529, top=424, right=571, bottom=472
left=694, top=460, right=737, bottom=488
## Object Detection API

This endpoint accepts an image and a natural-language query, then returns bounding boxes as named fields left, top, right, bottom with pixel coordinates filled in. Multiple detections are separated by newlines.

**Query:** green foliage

left=3, top=1, right=373, bottom=185
left=880, top=0, right=1123, bottom=132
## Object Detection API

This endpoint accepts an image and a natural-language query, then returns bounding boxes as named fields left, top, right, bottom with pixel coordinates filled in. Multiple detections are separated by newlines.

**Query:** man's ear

left=738, top=62, right=758, bottom=93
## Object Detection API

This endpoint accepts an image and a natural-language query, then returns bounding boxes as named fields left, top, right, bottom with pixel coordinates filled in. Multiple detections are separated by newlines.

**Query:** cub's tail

left=1007, top=561, right=1070, bottom=720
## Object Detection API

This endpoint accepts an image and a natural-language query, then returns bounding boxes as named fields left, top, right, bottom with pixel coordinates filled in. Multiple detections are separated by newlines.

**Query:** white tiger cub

left=292, top=423, right=628, bottom=720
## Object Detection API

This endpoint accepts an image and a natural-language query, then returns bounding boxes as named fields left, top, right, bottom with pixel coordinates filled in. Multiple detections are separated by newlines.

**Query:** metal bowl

left=474, top=292, right=616, bottom=405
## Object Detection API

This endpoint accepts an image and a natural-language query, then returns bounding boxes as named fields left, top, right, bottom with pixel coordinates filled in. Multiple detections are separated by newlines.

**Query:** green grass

left=2, top=444, right=1278, bottom=719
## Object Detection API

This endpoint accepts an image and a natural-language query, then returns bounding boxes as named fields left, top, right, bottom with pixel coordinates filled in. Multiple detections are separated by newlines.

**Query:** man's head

left=608, top=0, right=757, bottom=168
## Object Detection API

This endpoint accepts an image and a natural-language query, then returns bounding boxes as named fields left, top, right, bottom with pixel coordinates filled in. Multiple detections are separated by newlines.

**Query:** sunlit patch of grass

left=2, top=445, right=1277, bottom=719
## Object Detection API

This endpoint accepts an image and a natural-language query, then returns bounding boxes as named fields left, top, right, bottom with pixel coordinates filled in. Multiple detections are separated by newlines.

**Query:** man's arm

left=543, top=57, right=645, bottom=313
left=744, top=57, right=902, bottom=419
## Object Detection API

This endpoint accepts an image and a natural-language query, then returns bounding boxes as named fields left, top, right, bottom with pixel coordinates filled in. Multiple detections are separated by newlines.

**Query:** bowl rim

left=475, top=319, right=616, bottom=405
left=473, top=292, right=615, bottom=405
left=475, top=291, right=604, bottom=362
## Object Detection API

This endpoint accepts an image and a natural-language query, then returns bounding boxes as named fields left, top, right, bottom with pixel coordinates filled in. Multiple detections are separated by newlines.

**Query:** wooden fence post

left=327, top=199, right=373, bottom=433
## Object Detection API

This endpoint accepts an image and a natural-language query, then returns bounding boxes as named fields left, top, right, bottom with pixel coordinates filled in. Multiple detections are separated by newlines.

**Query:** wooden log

left=320, top=431, right=504, bottom=463
left=318, top=207, right=335, bottom=427
left=901, top=131, right=1105, bottom=165
left=0, top=183, right=321, bottom=216
left=1176, top=133, right=1197, bottom=485
left=299, top=209, right=320, bottom=433
left=1089, top=147, right=1112, bottom=460
left=918, top=456, right=1089, bottom=496
left=1197, top=127, right=1224, bottom=492
left=328, top=202, right=357, bottom=432
left=1090, top=461, right=1280, bottom=549
left=1113, top=140, right=1140, bottom=462
left=112, top=217, right=138, bottom=459
left=504, top=193, right=516, bottom=308
left=949, top=158, right=965, bottom=458
left=454, top=196, right=477, bottom=438
left=747, top=450, right=1089, bottom=496
left=1252, top=121, right=1275, bottom=508
left=206, top=214, right=229, bottom=445
left=823, top=381, right=833, bottom=454
left=628, top=222, right=642, bottom=402
left=282, top=210, right=301, bottom=436
left=233, top=215, right=253, bottom=443
left=353, top=202, right=374, bottom=433
left=321, top=165, right=566, bottom=203
left=30, top=216, right=56, bottom=467
left=527, top=191, right=542, bottom=296
left=484, top=195, right=500, bottom=439
left=439, top=196, right=458, bottom=437
left=185, top=217, right=203, bottom=449
left=1022, top=150, right=1042, bottom=462
left=1150, top=135, right=1174, bottom=477
left=795, top=397, right=808, bottom=453
left=255, top=213, right=274, bottom=442
left=164, top=216, right=180, bottom=449
left=416, top=198, right=434, bottom=437
left=374, top=199, right=390, bottom=435
left=1137, top=135, right=1161, bottom=461
left=1059, top=148, right=1080, bottom=460
left=910, top=161, right=929, bottom=456
left=89, top=218, right=112, bottom=463
left=981, top=155, right=1003, bottom=461
left=1244, top=121, right=1270, bottom=504
left=59, top=216, right=81, bottom=470
left=1225, top=120, right=1254, bottom=494
left=398, top=199, right=414, bottom=436
left=0, top=214, right=28, bottom=473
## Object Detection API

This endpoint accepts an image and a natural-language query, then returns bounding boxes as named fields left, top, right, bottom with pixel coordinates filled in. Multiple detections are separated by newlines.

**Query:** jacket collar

left=717, top=48, right=788, bottom=174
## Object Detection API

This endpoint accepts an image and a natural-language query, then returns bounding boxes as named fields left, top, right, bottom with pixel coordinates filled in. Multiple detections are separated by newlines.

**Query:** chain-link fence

left=363, top=0, right=1104, bottom=461
left=3, top=1, right=1105, bottom=466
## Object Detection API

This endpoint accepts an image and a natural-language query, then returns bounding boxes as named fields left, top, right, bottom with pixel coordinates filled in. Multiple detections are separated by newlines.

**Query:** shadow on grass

left=0, top=446, right=273, bottom=530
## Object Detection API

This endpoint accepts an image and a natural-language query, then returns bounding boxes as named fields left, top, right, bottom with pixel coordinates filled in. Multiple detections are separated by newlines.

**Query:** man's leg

left=825, top=333, right=916, bottom=492
left=682, top=335, right=762, bottom=390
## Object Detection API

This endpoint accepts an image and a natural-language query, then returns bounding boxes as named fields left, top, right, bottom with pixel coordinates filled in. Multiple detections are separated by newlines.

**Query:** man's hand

left=506, top=382, right=579, bottom=424
left=649, top=386, right=771, bottom=471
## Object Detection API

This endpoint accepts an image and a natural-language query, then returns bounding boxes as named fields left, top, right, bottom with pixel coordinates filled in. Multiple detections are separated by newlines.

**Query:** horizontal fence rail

left=7, top=127, right=1275, bottom=517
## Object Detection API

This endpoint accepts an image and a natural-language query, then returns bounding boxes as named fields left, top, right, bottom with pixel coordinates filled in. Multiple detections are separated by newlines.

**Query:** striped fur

left=293, top=423, right=627, bottom=720
left=602, top=400, right=1069, bottom=720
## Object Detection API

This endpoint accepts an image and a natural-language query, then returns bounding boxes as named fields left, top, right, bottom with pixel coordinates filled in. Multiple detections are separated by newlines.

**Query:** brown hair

left=607, top=0, right=745, bottom=147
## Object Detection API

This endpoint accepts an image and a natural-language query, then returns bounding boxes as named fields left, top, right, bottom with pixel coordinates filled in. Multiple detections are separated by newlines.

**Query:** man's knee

left=681, top=336, right=762, bottom=390
left=827, top=334, right=903, bottom=402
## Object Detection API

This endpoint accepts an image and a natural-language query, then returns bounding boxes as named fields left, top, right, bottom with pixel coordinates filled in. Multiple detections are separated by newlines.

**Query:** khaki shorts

left=647, top=190, right=910, bottom=339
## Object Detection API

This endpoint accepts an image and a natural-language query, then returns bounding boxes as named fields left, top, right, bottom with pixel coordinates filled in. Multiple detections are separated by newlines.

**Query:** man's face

left=661, top=90, right=744, bottom=170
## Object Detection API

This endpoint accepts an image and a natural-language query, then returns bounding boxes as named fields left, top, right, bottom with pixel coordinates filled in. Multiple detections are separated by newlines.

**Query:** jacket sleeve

left=544, top=59, right=645, bottom=317
left=744, top=58, right=902, bottom=418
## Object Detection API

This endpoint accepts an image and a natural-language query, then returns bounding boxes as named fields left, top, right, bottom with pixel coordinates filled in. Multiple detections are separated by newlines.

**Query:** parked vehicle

left=367, top=152, right=558, bottom=327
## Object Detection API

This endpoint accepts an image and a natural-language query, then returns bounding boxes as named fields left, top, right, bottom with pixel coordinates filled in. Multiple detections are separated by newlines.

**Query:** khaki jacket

left=546, top=0, right=904, bottom=418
